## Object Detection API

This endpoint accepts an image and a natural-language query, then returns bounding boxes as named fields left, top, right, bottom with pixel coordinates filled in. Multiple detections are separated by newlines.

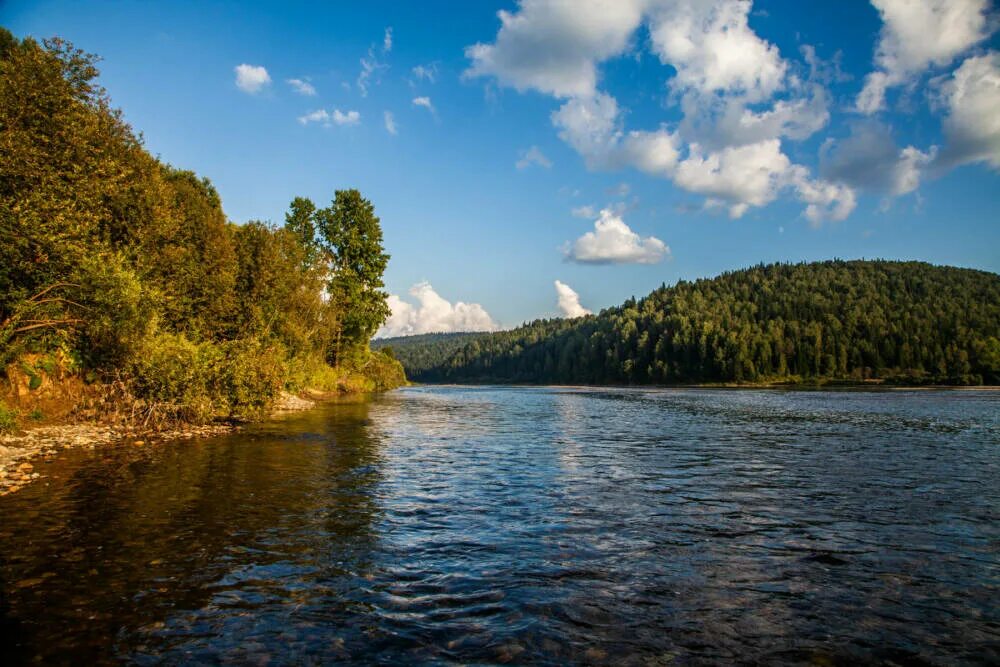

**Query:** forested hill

left=391, top=261, right=1000, bottom=386
left=372, top=332, right=488, bottom=378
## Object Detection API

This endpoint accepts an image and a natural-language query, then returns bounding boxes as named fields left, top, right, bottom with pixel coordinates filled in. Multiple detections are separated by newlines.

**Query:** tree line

left=0, top=29, right=402, bottom=427
left=389, top=261, right=1000, bottom=386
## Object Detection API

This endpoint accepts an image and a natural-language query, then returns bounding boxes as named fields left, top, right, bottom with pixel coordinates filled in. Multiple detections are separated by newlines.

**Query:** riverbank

left=0, top=390, right=322, bottom=497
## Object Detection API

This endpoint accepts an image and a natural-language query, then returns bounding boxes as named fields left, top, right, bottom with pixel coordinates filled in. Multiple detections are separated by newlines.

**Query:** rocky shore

left=0, top=391, right=317, bottom=497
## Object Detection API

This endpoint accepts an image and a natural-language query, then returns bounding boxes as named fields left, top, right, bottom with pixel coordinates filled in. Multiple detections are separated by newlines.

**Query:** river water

left=0, top=386, right=998, bottom=664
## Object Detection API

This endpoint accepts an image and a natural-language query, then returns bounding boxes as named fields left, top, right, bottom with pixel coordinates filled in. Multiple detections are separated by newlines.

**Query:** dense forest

left=385, top=261, right=1000, bottom=386
left=372, top=332, right=488, bottom=379
left=0, top=29, right=402, bottom=431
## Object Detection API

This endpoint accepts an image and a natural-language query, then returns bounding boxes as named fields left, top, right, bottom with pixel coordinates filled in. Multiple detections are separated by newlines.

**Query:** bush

left=130, top=332, right=217, bottom=423
left=214, top=340, right=284, bottom=421
left=364, top=350, right=407, bottom=391
left=129, top=332, right=285, bottom=424
left=76, top=253, right=157, bottom=369
left=0, top=401, right=17, bottom=434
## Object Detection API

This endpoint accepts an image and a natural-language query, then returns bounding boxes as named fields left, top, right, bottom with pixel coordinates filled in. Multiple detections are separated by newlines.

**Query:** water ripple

left=0, top=387, right=998, bottom=664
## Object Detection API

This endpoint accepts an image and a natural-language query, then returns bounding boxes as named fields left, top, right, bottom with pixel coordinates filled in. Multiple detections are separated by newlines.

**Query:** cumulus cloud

left=672, top=140, right=790, bottom=217
left=554, top=280, right=592, bottom=318
left=383, top=110, right=398, bottom=135
left=298, top=109, right=361, bottom=127
left=464, top=0, right=646, bottom=98
left=287, top=78, right=316, bottom=96
left=937, top=52, right=1000, bottom=170
left=377, top=282, right=499, bottom=338
left=856, top=0, right=993, bottom=113
left=235, top=64, right=270, bottom=93
left=466, top=0, right=984, bottom=223
left=789, top=169, right=858, bottom=226
left=480, top=2, right=840, bottom=221
left=646, top=0, right=787, bottom=101
left=565, top=208, right=668, bottom=264
left=412, top=96, right=436, bottom=113
left=571, top=205, right=596, bottom=218
left=516, top=145, right=553, bottom=169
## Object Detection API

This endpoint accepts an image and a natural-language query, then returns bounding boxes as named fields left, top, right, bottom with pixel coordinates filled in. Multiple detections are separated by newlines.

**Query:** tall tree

left=284, top=196, right=319, bottom=271
left=315, top=189, right=390, bottom=364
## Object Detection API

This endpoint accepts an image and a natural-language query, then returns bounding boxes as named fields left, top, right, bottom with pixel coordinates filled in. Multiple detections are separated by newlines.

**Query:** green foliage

left=401, top=261, right=1000, bottom=387
left=214, top=340, right=285, bottom=421
left=0, top=29, right=403, bottom=425
left=75, top=253, right=156, bottom=367
left=28, top=408, right=43, bottom=421
left=130, top=333, right=218, bottom=423
left=315, top=189, right=391, bottom=363
left=284, top=196, right=319, bottom=270
left=364, top=350, right=408, bottom=391
left=130, top=334, right=285, bottom=423
left=0, top=400, right=16, bottom=433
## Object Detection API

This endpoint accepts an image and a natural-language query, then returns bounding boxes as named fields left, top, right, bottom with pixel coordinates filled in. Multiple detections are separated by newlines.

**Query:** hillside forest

left=0, top=29, right=403, bottom=431
left=377, top=261, right=1000, bottom=387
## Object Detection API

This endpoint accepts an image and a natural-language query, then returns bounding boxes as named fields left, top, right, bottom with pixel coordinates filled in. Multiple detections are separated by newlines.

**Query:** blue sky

left=4, top=0, right=999, bottom=335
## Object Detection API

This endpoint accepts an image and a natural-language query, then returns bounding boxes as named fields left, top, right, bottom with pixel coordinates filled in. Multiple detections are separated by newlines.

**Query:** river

left=1, top=386, right=998, bottom=664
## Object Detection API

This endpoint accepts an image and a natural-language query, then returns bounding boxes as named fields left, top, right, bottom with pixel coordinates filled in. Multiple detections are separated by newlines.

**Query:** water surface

left=1, top=387, right=998, bottom=664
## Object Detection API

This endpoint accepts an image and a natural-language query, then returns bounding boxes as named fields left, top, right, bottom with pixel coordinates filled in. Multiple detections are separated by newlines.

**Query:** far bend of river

left=1, top=387, right=998, bottom=665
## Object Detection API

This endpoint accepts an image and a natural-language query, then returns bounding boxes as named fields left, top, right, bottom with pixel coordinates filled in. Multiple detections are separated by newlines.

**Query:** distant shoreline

left=403, top=382, right=1000, bottom=392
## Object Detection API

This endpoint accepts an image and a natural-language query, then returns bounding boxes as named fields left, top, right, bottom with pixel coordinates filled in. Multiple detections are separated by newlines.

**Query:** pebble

left=0, top=421, right=239, bottom=496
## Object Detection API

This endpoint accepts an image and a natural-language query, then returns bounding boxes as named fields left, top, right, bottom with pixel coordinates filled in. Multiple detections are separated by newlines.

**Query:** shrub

left=214, top=340, right=284, bottom=421
left=0, top=401, right=17, bottom=434
left=364, top=350, right=407, bottom=391
left=129, top=333, right=286, bottom=424
left=130, top=332, right=217, bottom=423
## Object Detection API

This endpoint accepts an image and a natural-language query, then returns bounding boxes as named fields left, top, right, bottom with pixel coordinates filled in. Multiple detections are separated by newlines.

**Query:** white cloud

left=412, top=96, right=435, bottom=113
left=298, top=109, right=361, bottom=127
left=516, top=145, right=553, bottom=169
left=377, top=282, right=499, bottom=338
left=287, top=78, right=316, bottom=96
left=383, top=27, right=393, bottom=53
left=465, top=0, right=987, bottom=224
left=235, top=64, right=270, bottom=94
left=790, top=169, right=857, bottom=227
left=550, top=94, right=683, bottom=176
left=554, top=280, right=592, bottom=317
left=412, top=64, right=438, bottom=83
left=551, top=92, right=623, bottom=168
left=383, top=110, right=398, bottom=135
left=298, top=109, right=329, bottom=125
left=646, top=0, right=787, bottom=102
left=937, top=51, right=1000, bottom=169
left=565, top=208, right=668, bottom=264
left=332, top=109, right=360, bottom=126
left=571, top=205, right=596, bottom=218
left=856, top=0, right=993, bottom=113
left=551, top=91, right=831, bottom=219
left=672, top=140, right=790, bottom=218
left=464, top=0, right=646, bottom=98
